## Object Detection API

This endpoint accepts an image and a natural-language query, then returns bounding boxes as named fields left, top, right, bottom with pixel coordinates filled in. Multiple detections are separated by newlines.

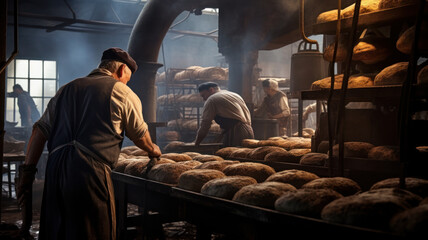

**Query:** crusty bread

left=352, top=35, right=393, bottom=64
left=114, top=159, right=135, bottom=173
left=195, top=160, right=240, bottom=171
left=390, top=204, right=428, bottom=237
left=147, top=163, right=193, bottom=185
left=215, top=147, right=241, bottom=158
left=264, top=151, right=297, bottom=163
left=300, top=152, right=329, bottom=166
left=161, top=153, right=192, bottom=162
left=370, top=177, right=428, bottom=198
left=156, top=158, right=176, bottom=165
left=374, top=62, right=408, bottom=86
left=163, top=141, right=185, bottom=153
left=182, top=152, right=202, bottom=158
left=123, top=159, right=150, bottom=177
left=396, top=24, right=428, bottom=55
left=247, top=146, right=287, bottom=160
left=418, top=65, right=428, bottom=84
left=201, top=176, right=257, bottom=199
left=177, top=169, right=226, bottom=192
left=275, top=188, right=343, bottom=218
left=121, top=145, right=140, bottom=155
left=317, top=141, right=330, bottom=154
left=379, top=0, right=418, bottom=9
left=223, top=162, right=276, bottom=183
left=229, top=148, right=253, bottom=159
left=232, top=182, right=296, bottom=209
left=192, top=154, right=224, bottom=162
left=241, top=139, right=260, bottom=148
left=323, top=39, right=348, bottom=62
left=302, top=177, right=362, bottom=196
left=368, top=145, right=400, bottom=161
left=316, top=9, right=341, bottom=24
left=265, top=169, right=320, bottom=188
left=175, top=160, right=203, bottom=169
left=331, top=141, right=375, bottom=158
left=311, top=74, right=375, bottom=90
left=321, top=188, right=419, bottom=230
left=341, top=1, right=381, bottom=18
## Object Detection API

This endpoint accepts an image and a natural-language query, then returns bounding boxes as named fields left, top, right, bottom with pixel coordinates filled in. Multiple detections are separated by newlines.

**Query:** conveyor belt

left=112, top=171, right=405, bottom=240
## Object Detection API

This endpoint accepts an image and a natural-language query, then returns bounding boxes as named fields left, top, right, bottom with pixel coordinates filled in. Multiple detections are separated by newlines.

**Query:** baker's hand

left=148, top=144, right=161, bottom=158
left=17, top=164, right=37, bottom=207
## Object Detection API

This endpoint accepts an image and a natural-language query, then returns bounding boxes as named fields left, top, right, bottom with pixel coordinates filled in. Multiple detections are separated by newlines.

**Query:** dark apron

left=39, top=73, right=123, bottom=240
left=214, top=115, right=254, bottom=147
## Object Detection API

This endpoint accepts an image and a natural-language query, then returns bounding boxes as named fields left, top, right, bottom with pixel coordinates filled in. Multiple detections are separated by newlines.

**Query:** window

left=6, top=59, right=58, bottom=127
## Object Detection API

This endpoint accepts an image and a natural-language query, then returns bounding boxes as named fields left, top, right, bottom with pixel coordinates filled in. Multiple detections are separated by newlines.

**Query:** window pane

left=7, top=60, right=14, bottom=78
left=15, top=60, right=28, bottom=78
left=44, top=61, right=56, bottom=79
left=5, top=98, right=15, bottom=122
left=44, top=80, right=56, bottom=97
left=30, top=60, right=43, bottom=78
left=15, top=101, right=21, bottom=126
left=7, top=78, right=15, bottom=92
left=15, top=79, right=28, bottom=91
left=30, top=80, right=43, bottom=97
left=33, top=98, right=43, bottom=118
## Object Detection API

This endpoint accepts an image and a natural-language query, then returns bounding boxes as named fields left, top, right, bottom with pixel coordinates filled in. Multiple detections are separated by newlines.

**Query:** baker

left=253, top=79, right=291, bottom=136
left=195, top=82, right=254, bottom=147
left=17, top=47, right=161, bottom=240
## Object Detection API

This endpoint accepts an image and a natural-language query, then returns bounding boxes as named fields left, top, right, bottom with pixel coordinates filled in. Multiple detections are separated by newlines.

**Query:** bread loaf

left=176, top=160, right=202, bottom=169
left=265, top=169, right=320, bottom=188
left=323, top=39, right=348, bottom=62
left=352, top=35, right=393, bottom=64
left=316, top=9, right=341, bottom=24
left=177, top=169, right=226, bottom=192
left=201, top=176, right=257, bottom=199
left=174, top=66, right=202, bottom=81
left=223, top=162, right=276, bottom=183
left=321, top=188, right=417, bottom=230
left=275, top=188, right=343, bottom=218
left=331, top=141, right=375, bottom=158
left=147, top=163, right=193, bottom=185
left=247, top=146, right=287, bottom=160
left=311, top=74, right=375, bottom=90
left=418, top=65, right=428, bottom=84
left=161, top=153, right=192, bottom=162
left=396, top=24, right=428, bottom=55
left=182, top=152, right=202, bottom=158
left=379, top=0, right=418, bottom=9
left=390, top=204, right=428, bottom=237
left=264, top=151, right=297, bottom=163
left=341, top=1, right=381, bottom=18
left=370, top=177, right=428, bottom=198
left=368, top=145, right=400, bottom=161
left=374, top=62, right=408, bottom=86
left=232, top=182, right=296, bottom=209
left=163, top=141, right=185, bottom=153
left=195, top=160, right=240, bottom=171
left=114, top=159, right=135, bottom=173
left=300, top=152, right=329, bottom=166
left=302, top=177, right=361, bottom=196
left=241, top=139, right=260, bottom=148
left=123, top=159, right=150, bottom=177
left=215, top=147, right=240, bottom=158
left=192, top=154, right=224, bottom=162
left=229, top=148, right=253, bottom=159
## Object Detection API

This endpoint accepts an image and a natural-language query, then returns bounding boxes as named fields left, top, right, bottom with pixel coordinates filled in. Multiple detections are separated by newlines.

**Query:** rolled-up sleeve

left=111, top=82, right=148, bottom=142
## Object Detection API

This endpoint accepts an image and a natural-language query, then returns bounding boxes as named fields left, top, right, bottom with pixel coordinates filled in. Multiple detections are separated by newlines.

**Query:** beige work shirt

left=36, top=68, right=148, bottom=142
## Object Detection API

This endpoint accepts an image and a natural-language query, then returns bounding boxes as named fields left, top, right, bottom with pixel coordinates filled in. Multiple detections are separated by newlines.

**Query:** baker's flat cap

left=101, top=47, right=138, bottom=73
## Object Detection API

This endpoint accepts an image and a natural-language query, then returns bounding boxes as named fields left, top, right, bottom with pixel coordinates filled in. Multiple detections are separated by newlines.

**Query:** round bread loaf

left=223, top=162, right=276, bottom=183
left=302, top=177, right=361, bottom=196
left=390, top=204, right=428, bottom=238
left=276, top=137, right=312, bottom=150
left=275, top=188, right=343, bottom=218
left=288, top=148, right=312, bottom=157
left=147, top=163, right=193, bottom=185
left=241, top=139, right=260, bottom=148
left=156, top=158, right=176, bottom=165
left=352, top=35, right=393, bottom=64
left=247, top=146, right=287, bottom=160
left=161, top=153, right=192, bottom=162
left=300, top=152, right=329, bottom=166
left=114, top=159, right=135, bottom=173
left=266, top=169, right=320, bottom=188
left=177, top=169, right=226, bottom=192
left=182, top=152, right=202, bottom=158
left=368, top=145, right=400, bottom=161
left=332, top=141, right=375, bottom=158
left=195, top=160, right=240, bottom=171
left=418, top=65, right=428, bottom=84
left=176, top=160, right=202, bottom=169
left=317, top=141, right=330, bottom=153
left=121, top=145, right=139, bottom=155
left=323, top=40, right=348, bottom=62
left=311, top=74, right=375, bottom=90
left=233, top=182, right=296, bottom=209
left=321, top=188, right=414, bottom=230
left=370, top=177, right=428, bottom=198
left=201, top=176, right=257, bottom=199
left=396, top=24, right=428, bottom=55
left=374, top=62, right=408, bottom=86
left=229, top=148, right=253, bottom=159
left=256, top=139, right=281, bottom=147
left=215, top=147, right=240, bottom=158
left=163, top=141, right=185, bottom=153
left=264, top=151, right=297, bottom=163
left=192, top=154, right=224, bottom=162
left=341, top=1, right=381, bottom=19
left=363, top=187, right=422, bottom=207
left=316, top=9, right=341, bottom=24
left=123, top=159, right=150, bottom=177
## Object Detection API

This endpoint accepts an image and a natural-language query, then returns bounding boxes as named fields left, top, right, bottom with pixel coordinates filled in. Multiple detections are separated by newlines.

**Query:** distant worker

left=254, top=79, right=291, bottom=136
left=195, top=82, right=254, bottom=147
left=8, top=84, right=41, bottom=127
